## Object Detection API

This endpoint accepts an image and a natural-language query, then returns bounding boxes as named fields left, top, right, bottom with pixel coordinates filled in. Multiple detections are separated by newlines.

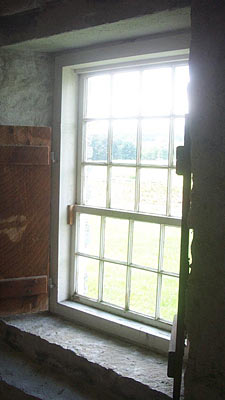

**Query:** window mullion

left=98, top=216, right=105, bottom=302
left=106, top=165, right=112, bottom=208
left=134, top=71, right=142, bottom=212
left=106, top=74, right=113, bottom=208
left=135, top=120, right=141, bottom=212
left=166, top=66, right=176, bottom=216
left=125, top=220, right=134, bottom=311
left=106, top=119, right=112, bottom=208
left=77, top=76, right=86, bottom=205
left=166, top=168, right=172, bottom=216
left=155, top=224, right=165, bottom=320
left=169, top=117, right=175, bottom=169
left=72, top=213, right=80, bottom=296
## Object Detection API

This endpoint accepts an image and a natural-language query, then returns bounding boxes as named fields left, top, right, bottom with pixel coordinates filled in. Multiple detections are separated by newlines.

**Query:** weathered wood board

left=0, top=126, right=51, bottom=315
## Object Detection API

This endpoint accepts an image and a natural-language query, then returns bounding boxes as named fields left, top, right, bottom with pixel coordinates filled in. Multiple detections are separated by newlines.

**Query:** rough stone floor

left=0, top=312, right=180, bottom=399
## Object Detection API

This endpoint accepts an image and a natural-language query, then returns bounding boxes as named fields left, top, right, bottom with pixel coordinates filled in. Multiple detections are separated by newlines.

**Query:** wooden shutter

left=0, top=126, right=51, bottom=315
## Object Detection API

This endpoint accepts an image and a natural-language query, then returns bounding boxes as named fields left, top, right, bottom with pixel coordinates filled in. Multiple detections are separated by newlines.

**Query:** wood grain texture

left=0, top=145, right=49, bottom=165
left=0, top=126, right=51, bottom=146
left=0, top=294, right=48, bottom=316
left=0, top=126, right=51, bottom=315
left=0, top=276, right=47, bottom=299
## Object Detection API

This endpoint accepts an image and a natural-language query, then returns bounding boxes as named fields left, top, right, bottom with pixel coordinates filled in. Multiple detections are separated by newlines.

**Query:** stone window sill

left=0, top=312, right=175, bottom=399
left=55, top=300, right=170, bottom=355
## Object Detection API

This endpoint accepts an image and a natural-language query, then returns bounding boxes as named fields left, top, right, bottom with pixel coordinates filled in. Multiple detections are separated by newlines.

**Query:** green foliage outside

left=90, top=136, right=168, bottom=162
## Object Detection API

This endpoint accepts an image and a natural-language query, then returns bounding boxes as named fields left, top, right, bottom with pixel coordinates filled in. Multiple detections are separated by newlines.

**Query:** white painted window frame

left=50, top=31, right=190, bottom=354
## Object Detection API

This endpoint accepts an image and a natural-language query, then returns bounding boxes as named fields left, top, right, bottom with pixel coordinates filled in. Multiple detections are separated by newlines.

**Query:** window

left=71, top=61, right=189, bottom=330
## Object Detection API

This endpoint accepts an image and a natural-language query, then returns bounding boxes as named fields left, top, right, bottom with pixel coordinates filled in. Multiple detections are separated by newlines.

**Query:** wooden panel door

left=0, top=126, right=51, bottom=315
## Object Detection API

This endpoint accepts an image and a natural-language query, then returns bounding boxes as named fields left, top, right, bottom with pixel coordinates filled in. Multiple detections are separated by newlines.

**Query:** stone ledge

left=0, top=312, right=173, bottom=399
left=0, top=343, right=96, bottom=400
left=56, top=300, right=170, bottom=354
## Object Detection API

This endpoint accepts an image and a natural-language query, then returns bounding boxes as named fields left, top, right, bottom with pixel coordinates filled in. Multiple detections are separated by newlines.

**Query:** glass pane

left=83, top=166, right=107, bottom=207
left=170, top=170, right=183, bottom=217
left=85, top=121, right=108, bottom=162
left=86, top=74, right=110, bottom=118
left=174, top=66, right=189, bottom=115
left=160, top=276, right=179, bottom=322
left=77, top=256, right=99, bottom=300
left=163, top=226, right=181, bottom=274
left=141, top=119, right=170, bottom=165
left=112, top=71, right=139, bottom=117
left=104, top=218, right=129, bottom=262
left=141, top=67, right=172, bottom=116
left=103, top=262, right=126, bottom=307
left=173, top=118, right=185, bottom=165
left=139, top=168, right=168, bottom=215
left=132, top=222, right=160, bottom=268
left=112, top=119, right=137, bottom=163
left=130, top=269, right=157, bottom=316
left=111, top=167, right=136, bottom=211
left=78, top=214, right=101, bottom=256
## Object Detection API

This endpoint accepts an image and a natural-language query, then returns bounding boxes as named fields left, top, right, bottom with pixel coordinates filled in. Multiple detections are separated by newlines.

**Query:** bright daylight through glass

left=73, top=62, right=189, bottom=328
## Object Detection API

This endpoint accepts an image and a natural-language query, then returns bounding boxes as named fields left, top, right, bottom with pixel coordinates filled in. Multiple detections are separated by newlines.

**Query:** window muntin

left=72, top=61, right=189, bottom=330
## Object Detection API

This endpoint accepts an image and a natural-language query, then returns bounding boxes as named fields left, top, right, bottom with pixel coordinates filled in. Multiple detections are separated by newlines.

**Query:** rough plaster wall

left=0, top=50, right=53, bottom=126
left=185, top=1, right=225, bottom=399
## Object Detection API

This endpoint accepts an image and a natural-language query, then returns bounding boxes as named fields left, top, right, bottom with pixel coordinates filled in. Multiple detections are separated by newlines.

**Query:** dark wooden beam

left=0, top=0, right=55, bottom=17
left=0, top=0, right=191, bottom=47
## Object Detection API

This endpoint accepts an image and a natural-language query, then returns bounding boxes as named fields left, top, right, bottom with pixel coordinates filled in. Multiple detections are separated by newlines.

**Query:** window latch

left=176, top=146, right=190, bottom=176
left=67, top=205, right=75, bottom=225
left=176, top=115, right=191, bottom=176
